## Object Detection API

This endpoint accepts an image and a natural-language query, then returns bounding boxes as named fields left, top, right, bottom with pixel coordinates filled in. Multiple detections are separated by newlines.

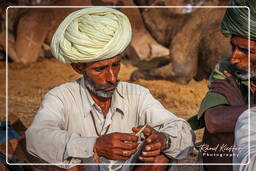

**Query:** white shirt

left=26, top=77, right=194, bottom=170
left=233, top=107, right=256, bottom=171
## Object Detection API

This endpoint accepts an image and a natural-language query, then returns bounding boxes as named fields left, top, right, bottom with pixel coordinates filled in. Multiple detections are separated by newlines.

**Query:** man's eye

left=93, top=66, right=106, bottom=72
left=239, top=47, right=249, bottom=55
left=112, top=62, right=120, bottom=67
left=250, top=50, right=256, bottom=55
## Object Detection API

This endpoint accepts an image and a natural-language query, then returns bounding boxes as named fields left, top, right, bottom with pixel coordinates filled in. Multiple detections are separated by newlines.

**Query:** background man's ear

left=71, top=63, right=84, bottom=74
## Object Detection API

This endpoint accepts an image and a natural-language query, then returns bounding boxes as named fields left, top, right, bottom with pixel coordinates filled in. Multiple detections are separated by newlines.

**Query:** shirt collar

left=79, top=77, right=126, bottom=118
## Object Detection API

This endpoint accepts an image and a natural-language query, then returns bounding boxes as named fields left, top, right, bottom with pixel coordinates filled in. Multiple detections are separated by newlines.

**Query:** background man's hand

left=209, top=70, right=245, bottom=106
left=94, top=132, right=139, bottom=161
left=132, top=125, right=167, bottom=162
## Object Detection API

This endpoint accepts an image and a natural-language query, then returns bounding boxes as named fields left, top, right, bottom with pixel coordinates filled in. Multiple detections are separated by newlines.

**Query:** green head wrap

left=221, top=0, right=256, bottom=40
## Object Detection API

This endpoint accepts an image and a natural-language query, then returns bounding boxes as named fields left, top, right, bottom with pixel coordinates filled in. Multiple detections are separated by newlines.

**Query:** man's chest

left=62, top=106, right=139, bottom=137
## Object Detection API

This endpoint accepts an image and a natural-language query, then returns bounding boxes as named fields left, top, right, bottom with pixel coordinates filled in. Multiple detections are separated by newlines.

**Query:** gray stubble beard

left=84, top=75, right=119, bottom=99
left=234, top=68, right=256, bottom=81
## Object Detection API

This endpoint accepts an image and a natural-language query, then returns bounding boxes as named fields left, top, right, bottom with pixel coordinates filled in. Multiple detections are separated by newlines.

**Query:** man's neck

left=90, top=93, right=112, bottom=117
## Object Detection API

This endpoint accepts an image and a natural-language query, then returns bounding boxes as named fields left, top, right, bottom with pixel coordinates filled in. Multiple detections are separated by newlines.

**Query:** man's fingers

left=211, top=88, right=231, bottom=101
left=132, top=126, right=142, bottom=133
left=211, top=87, right=228, bottom=95
left=144, top=142, right=162, bottom=151
left=209, top=84, right=231, bottom=98
left=132, top=125, right=153, bottom=137
left=223, top=70, right=238, bottom=87
left=142, top=125, right=153, bottom=137
left=224, top=70, right=232, bottom=78
left=113, top=148, right=137, bottom=157
left=226, top=75, right=238, bottom=88
left=138, top=156, right=155, bottom=162
left=115, top=133, right=138, bottom=142
left=141, top=149, right=161, bottom=157
left=210, top=80, right=231, bottom=89
left=132, top=127, right=139, bottom=132
left=114, top=141, right=138, bottom=150
left=209, top=83, right=231, bottom=93
left=122, top=148, right=137, bottom=157
left=145, top=134, right=158, bottom=144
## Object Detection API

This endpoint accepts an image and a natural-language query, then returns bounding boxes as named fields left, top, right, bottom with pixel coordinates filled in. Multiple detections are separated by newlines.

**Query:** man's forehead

left=87, top=55, right=122, bottom=67
left=231, top=36, right=256, bottom=50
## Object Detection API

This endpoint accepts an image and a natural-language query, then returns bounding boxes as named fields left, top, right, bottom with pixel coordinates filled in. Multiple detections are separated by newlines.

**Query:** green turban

left=51, top=7, right=132, bottom=64
left=221, top=0, right=256, bottom=40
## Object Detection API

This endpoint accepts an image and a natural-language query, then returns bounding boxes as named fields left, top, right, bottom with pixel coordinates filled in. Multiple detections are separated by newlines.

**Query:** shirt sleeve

left=137, top=89, right=195, bottom=160
left=25, top=92, right=97, bottom=168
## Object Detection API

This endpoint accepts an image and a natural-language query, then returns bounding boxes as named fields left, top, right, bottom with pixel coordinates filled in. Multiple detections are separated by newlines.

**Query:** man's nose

left=106, top=68, right=116, bottom=83
left=230, top=48, right=241, bottom=65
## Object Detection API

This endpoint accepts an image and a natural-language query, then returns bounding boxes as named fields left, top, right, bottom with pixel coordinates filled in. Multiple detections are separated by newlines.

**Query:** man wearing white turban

left=25, top=7, right=194, bottom=171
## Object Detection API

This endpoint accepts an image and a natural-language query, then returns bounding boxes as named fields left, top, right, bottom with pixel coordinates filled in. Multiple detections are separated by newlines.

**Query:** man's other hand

left=132, top=125, right=167, bottom=162
left=94, top=132, right=139, bottom=160
left=209, top=70, right=245, bottom=106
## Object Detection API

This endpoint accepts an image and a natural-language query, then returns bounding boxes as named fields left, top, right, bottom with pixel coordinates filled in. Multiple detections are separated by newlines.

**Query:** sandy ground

left=0, top=57, right=208, bottom=168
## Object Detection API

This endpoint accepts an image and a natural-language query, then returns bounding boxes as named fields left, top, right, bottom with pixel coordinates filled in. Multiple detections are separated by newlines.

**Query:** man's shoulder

left=117, top=82, right=149, bottom=96
left=237, top=107, right=256, bottom=125
left=47, top=78, right=82, bottom=96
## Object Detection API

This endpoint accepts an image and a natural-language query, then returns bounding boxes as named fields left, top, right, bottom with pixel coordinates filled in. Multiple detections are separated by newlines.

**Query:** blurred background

left=0, top=0, right=232, bottom=170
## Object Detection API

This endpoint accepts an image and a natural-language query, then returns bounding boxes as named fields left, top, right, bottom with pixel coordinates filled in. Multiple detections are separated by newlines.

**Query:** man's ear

left=71, top=63, right=84, bottom=75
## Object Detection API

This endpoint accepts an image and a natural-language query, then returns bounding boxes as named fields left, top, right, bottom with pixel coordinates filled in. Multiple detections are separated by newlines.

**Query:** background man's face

left=230, top=36, right=256, bottom=80
left=83, top=55, right=121, bottom=98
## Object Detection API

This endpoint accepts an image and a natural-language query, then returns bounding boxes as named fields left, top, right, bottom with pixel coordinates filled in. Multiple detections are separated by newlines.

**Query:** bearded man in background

left=188, top=1, right=256, bottom=171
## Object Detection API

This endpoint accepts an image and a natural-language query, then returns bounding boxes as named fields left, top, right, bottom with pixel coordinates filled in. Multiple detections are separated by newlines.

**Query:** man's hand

left=94, top=132, right=139, bottom=161
left=209, top=70, right=245, bottom=106
left=132, top=125, right=167, bottom=162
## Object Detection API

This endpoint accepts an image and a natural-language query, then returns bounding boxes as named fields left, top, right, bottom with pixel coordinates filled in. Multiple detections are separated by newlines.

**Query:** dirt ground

left=0, top=57, right=208, bottom=166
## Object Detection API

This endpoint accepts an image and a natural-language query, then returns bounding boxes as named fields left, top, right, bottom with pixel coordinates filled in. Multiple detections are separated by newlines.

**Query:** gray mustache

left=95, top=81, right=119, bottom=91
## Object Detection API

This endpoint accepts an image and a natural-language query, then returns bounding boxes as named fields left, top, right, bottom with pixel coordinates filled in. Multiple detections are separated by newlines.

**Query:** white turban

left=51, top=7, right=132, bottom=64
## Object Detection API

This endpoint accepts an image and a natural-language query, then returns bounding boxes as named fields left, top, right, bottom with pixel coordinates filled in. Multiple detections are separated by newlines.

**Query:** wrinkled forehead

left=231, top=36, right=256, bottom=51
left=86, top=55, right=122, bottom=68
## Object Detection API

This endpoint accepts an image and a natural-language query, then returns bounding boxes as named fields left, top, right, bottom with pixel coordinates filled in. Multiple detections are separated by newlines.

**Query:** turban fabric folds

left=221, top=0, right=256, bottom=40
left=51, top=7, right=132, bottom=64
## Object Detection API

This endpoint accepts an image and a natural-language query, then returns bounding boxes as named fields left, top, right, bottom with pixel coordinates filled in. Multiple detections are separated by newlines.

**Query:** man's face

left=230, top=36, right=256, bottom=80
left=81, top=55, right=121, bottom=99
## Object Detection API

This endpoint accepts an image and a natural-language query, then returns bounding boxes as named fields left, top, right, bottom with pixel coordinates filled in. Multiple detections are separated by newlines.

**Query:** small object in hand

left=135, top=125, right=147, bottom=136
